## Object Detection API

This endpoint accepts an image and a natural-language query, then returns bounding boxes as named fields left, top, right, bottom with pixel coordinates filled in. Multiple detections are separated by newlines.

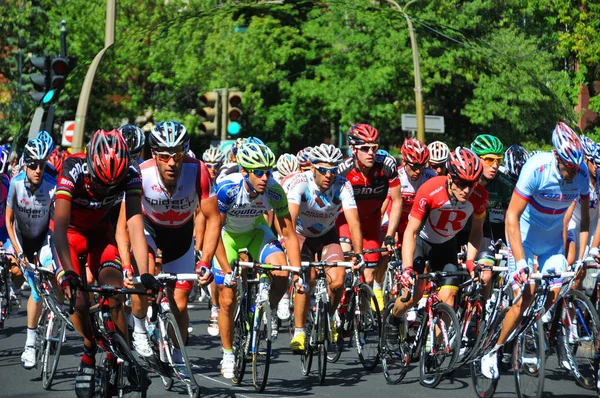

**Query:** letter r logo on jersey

left=431, top=210, right=468, bottom=234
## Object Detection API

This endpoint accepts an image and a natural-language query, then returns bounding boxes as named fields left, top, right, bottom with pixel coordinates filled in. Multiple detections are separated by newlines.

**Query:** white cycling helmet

left=428, top=141, right=450, bottom=164
left=309, top=143, right=344, bottom=165
left=202, top=147, right=225, bottom=163
left=276, top=153, right=299, bottom=176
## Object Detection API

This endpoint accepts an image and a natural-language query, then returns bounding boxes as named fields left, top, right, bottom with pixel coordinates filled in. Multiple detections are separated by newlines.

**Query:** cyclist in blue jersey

left=480, top=122, right=591, bottom=379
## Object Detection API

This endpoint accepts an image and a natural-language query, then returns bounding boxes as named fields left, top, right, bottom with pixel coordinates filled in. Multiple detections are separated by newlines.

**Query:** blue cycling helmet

left=593, top=144, right=600, bottom=168
left=0, top=145, right=8, bottom=174
left=376, top=149, right=391, bottom=158
left=552, top=122, right=583, bottom=166
left=36, top=130, right=55, bottom=153
left=23, top=138, right=51, bottom=164
left=232, top=136, right=264, bottom=155
left=580, top=135, right=596, bottom=161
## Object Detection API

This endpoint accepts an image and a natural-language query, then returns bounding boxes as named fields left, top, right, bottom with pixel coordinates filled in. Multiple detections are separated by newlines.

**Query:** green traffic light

left=228, top=121, right=241, bottom=135
left=42, top=89, right=56, bottom=104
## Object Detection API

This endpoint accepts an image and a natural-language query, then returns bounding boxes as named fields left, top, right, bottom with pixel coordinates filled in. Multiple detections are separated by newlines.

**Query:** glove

left=400, top=267, right=415, bottom=287
left=194, top=250, right=202, bottom=263
left=195, top=260, right=214, bottom=284
left=466, top=259, right=478, bottom=274
left=223, top=272, right=234, bottom=288
left=383, top=235, right=395, bottom=248
left=122, top=264, right=134, bottom=279
left=59, top=270, right=81, bottom=293
left=513, top=260, right=529, bottom=284
left=294, top=276, right=308, bottom=293
left=353, top=253, right=365, bottom=271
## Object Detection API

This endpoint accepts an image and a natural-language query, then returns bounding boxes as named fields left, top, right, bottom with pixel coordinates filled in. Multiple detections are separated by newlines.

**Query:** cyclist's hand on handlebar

left=383, top=235, right=395, bottom=251
left=400, top=267, right=415, bottom=288
left=293, top=275, right=307, bottom=294
left=60, top=270, right=81, bottom=301
left=196, top=260, right=214, bottom=285
left=514, top=263, right=530, bottom=285
left=223, top=271, right=235, bottom=288
left=352, top=253, right=365, bottom=272
left=122, top=264, right=135, bottom=289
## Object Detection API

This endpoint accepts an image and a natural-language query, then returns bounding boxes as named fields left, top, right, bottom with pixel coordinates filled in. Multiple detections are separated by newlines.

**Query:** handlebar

left=235, top=260, right=301, bottom=273
left=301, top=261, right=354, bottom=268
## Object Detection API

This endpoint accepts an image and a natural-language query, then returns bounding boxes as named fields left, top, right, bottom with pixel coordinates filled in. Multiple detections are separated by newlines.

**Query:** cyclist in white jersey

left=140, top=122, right=221, bottom=352
left=214, top=143, right=302, bottom=379
left=284, top=144, right=364, bottom=351
left=6, top=138, right=55, bottom=369
left=273, top=153, right=299, bottom=184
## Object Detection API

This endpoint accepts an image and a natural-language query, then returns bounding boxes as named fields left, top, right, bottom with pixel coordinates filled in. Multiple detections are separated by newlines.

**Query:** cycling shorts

left=297, top=228, right=344, bottom=263
left=213, top=221, right=284, bottom=286
left=143, top=218, right=194, bottom=264
left=145, top=233, right=195, bottom=292
left=51, top=224, right=122, bottom=280
left=336, top=213, right=382, bottom=267
left=413, top=236, right=462, bottom=288
left=507, top=238, right=567, bottom=290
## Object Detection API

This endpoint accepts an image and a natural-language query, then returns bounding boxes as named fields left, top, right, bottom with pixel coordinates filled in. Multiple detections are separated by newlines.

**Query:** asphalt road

left=0, top=293, right=596, bottom=398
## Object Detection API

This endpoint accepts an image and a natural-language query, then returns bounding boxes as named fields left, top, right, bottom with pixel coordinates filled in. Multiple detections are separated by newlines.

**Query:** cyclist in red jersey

left=336, top=124, right=402, bottom=310
left=385, top=147, right=487, bottom=338
left=53, top=130, right=152, bottom=398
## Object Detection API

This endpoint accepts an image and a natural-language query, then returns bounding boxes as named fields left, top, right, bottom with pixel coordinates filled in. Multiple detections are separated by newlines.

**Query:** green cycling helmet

left=236, top=143, right=276, bottom=169
left=471, top=134, right=504, bottom=156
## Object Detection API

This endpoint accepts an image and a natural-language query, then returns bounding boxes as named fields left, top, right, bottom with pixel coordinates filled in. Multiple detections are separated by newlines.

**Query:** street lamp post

left=385, top=0, right=425, bottom=143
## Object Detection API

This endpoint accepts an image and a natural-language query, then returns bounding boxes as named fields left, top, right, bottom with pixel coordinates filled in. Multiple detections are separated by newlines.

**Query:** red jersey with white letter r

left=410, top=176, right=488, bottom=244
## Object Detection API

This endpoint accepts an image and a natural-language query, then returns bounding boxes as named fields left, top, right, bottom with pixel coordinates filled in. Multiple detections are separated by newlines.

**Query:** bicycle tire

left=110, top=333, right=148, bottom=398
left=470, top=358, right=499, bottom=398
left=513, top=318, right=545, bottom=398
left=41, top=314, right=66, bottom=389
left=315, top=302, right=328, bottom=385
left=380, top=304, right=410, bottom=384
left=354, top=284, right=381, bottom=371
left=301, top=313, right=313, bottom=376
left=35, top=307, right=49, bottom=370
left=251, top=306, right=271, bottom=392
left=419, top=302, right=460, bottom=388
left=327, top=309, right=343, bottom=363
left=161, top=312, right=198, bottom=392
left=560, top=289, right=600, bottom=390
left=232, top=296, right=249, bottom=385
left=160, top=375, right=174, bottom=391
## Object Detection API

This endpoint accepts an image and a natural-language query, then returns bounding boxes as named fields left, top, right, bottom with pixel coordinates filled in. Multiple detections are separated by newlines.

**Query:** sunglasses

left=355, top=144, right=379, bottom=153
left=26, top=161, right=46, bottom=170
left=407, top=163, right=426, bottom=171
left=154, top=151, right=185, bottom=163
left=205, top=163, right=221, bottom=169
left=481, top=156, right=503, bottom=166
left=315, top=166, right=338, bottom=176
left=248, top=169, right=273, bottom=178
left=556, top=154, right=579, bottom=170
left=430, top=162, right=446, bottom=169
left=452, top=178, right=476, bottom=190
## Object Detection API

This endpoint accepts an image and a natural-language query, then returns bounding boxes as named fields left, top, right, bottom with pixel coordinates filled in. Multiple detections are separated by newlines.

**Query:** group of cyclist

left=2, top=118, right=598, bottom=397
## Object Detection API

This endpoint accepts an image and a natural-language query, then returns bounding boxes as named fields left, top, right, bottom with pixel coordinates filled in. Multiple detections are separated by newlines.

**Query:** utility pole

left=385, top=0, right=425, bottom=143
left=72, top=0, right=116, bottom=153
left=220, top=88, right=229, bottom=142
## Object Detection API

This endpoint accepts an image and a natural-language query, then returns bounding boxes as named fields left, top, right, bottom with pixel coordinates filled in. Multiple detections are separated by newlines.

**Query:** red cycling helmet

left=447, top=147, right=483, bottom=183
left=47, top=149, right=63, bottom=174
left=86, top=129, right=130, bottom=186
left=347, top=123, right=380, bottom=146
left=401, top=138, right=430, bottom=166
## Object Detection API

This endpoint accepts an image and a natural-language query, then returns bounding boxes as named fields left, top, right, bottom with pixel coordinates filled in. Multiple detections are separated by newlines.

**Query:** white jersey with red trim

left=140, top=157, right=213, bottom=228
left=410, top=176, right=488, bottom=244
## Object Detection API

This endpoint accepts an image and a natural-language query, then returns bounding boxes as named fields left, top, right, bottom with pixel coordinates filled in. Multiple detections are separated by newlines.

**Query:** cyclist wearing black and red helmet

left=336, top=123, right=402, bottom=311
left=52, top=129, right=152, bottom=398
left=385, top=147, right=488, bottom=350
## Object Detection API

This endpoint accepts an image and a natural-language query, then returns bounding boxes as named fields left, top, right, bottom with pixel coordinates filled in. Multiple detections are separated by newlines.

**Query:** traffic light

left=199, top=91, right=219, bottom=136
left=30, top=56, right=51, bottom=103
left=50, top=57, right=70, bottom=90
left=227, top=91, right=243, bottom=136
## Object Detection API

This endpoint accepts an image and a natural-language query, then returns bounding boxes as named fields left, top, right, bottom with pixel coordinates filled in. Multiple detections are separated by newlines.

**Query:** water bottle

left=258, top=274, right=270, bottom=302
left=147, top=323, right=159, bottom=343
left=160, top=297, right=170, bottom=313
left=344, top=270, right=353, bottom=289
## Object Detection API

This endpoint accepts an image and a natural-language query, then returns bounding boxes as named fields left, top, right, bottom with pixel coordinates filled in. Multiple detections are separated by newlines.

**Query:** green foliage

left=1, top=0, right=598, bottom=155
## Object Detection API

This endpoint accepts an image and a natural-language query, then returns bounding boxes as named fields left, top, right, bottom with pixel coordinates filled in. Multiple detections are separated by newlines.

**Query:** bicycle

left=231, top=259, right=300, bottom=392
left=135, top=273, right=202, bottom=398
left=0, top=248, right=17, bottom=329
left=327, top=249, right=383, bottom=371
left=297, top=260, right=353, bottom=385
left=71, top=282, right=152, bottom=398
left=381, top=269, right=466, bottom=387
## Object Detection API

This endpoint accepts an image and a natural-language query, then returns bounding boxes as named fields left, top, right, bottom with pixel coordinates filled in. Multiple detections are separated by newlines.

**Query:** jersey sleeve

left=197, top=161, right=214, bottom=199
left=383, top=155, right=400, bottom=188
left=267, top=181, right=290, bottom=217
left=409, top=186, right=432, bottom=222
left=514, top=158, right=540, bottom=201
left=285, top=174, right=307, bottom=205
left=55, top=158, right=80, bottom=202
left=124, top=166, right=142, bottom=199
left=216, top=180, right=236, bottom=214
left=472, top=186, right=488, bottom=218
left=340, top=178, right=358, bottom=211
left=6, top=178, right=16, bottom=210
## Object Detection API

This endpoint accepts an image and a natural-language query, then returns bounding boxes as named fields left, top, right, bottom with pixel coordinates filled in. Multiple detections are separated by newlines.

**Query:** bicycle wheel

left=315, top=302, right=328, bottom=385
left=41, top=313, right=66, bottom=389
left=327, top=309, right=343, bottom=363
left=301, top=312, right=313, bottom=376
left=232, top=299, right=249, bottom=385
left=560, top=289, right=600, bottom=390
left=419, top=302, right=460, bottom=388
left=513, top=318, right=545, bottom=398
left=109, top=333, right=149, bottom=398
left=251, top=306, right=271, bottom=392
left=161, top=313, right=197, bottom=387
left=470, top=358, right=499, bottom=398
left=354, top=284, right=382, bottom=371
left=380, top=304, right=410, bottom=384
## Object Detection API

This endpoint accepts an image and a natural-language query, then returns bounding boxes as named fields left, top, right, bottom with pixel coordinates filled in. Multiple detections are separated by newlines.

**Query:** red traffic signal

left=199, top=91, right=219, bottom=136
left=228, top=91, right=243, bottom=122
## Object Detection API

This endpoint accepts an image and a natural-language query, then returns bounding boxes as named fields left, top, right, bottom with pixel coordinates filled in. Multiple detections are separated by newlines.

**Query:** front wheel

left=419, top=302, right=460, bottom=388
left=232, top=299, right=249, bottom=385
left=41, top=313, right=66, bottom=389
left=251, top=307, right=271, bottom=392
left=161, top=312, right=197, bottom=388
left=470, top=357, right=499, bottom=398
left=380, top=304, right=410, bottom=384
left=354, top=284, right=381, bottom=371
left=513, top=318, right=545, bottom=398
left=315, top=303, right=328, bottom=385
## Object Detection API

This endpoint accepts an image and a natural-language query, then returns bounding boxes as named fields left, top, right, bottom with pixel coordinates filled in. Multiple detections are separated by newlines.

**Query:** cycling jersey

left=567, top=175, right=599, bottom=250
left=140, top=157, right=212, bottom=228
left=54, top=154, right=142, bottom=233
left=215, top=162, right=238, bottom=185
left=216, top=173, right=289, bottom=234
left=410, top=176, right=488, bottom=244
left=7, top=171, right=56, bottom=240
left=337, top=153, right=399, bottom=218
left=0, top=174, right=11, bottom=243
left=284, top=171, right=357, bottom=237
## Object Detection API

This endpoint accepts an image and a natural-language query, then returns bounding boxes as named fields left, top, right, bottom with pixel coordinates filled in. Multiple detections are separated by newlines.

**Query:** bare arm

left=278, top=213, right=301, bottom=267
left=385, top=185, right=402, bottom=239
left=194, top=207, right=206, bottom=252
left=53, top=198, right=74, bottom=272
left=467, top=214, right=484, bottom=261
left=505, top=193, right=529, bottom=263
left=344, top=207, right=363, bottom=254
left=563, top=200, right=576, bottom=255
left=125, top=196, right=149, bottom=275
left=578, top=197, right=590, bottom=260
left=199, top=196, right=221, bottom=263
left=401, top=216, right=422, bottom=269
left=115, top=200, right=132, bottom=267
left=5, top=206, right=21, bottom=257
